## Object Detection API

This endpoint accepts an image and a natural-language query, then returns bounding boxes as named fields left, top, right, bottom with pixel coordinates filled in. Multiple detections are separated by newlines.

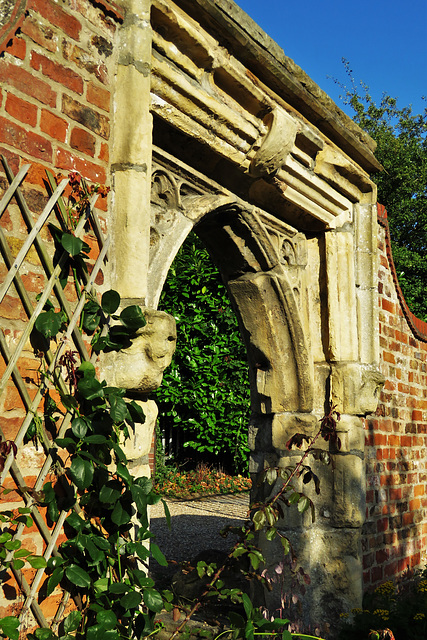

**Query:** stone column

left=106, top=2, right=172, bottom=479
left=111, top=0, right=152, bottom=304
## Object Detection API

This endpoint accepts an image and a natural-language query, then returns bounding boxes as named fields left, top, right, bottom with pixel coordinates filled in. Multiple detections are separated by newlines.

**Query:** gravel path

left=150, top=493, right=250, bottom=566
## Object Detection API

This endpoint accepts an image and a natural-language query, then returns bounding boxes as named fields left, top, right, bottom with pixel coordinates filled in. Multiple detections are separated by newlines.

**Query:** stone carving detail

left=102, top=308, right=177, bottom=393
left=151, top=169, right=181, bottom=209
left=250, top=107, right=298, bottom=177
left=150, top=169, right=182, bottom=261
left=281, top=239, right=297, bottom=265
left=331, top=363, right=386, bottom=416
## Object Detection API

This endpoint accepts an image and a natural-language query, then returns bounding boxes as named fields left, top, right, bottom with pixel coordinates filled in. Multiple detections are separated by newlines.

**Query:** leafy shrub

left=338, top=569, right=427, bottom=639
left=155, top=232, right=251, bottom=473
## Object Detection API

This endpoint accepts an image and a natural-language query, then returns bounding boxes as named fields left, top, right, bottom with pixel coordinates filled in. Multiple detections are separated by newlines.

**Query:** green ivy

left=155, top=232, right=251, bottom=474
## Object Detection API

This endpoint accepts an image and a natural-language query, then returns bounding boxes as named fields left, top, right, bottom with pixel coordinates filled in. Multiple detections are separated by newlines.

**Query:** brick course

left=0, top=0, right=426, bottom=622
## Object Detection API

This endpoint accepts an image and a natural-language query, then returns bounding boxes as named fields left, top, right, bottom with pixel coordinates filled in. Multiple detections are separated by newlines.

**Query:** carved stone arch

left=148, top=187, right=314, bottom=415
left=194, top=203, right=313, bottom=414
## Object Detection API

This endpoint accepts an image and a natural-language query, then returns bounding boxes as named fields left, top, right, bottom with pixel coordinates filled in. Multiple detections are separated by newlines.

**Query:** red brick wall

left=0, top=0, right=123, bottom=626
left=0, top=0, right=123, bottom=463
left=363, top=204, right=427, bottom=588
left=0, top=0, right=122, bottom=188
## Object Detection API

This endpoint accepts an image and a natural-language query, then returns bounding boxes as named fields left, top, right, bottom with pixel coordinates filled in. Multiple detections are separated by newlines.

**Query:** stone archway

left=146, top=145, right=383, bottom=626
left=108, top=0, right=385, bottom=628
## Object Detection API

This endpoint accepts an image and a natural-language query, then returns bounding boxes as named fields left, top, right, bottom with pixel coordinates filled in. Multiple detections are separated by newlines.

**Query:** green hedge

left=155, top=232, right=251, bottom=474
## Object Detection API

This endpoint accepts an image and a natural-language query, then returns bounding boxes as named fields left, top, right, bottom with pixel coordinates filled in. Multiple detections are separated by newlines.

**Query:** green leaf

left=248, top=552, right=260, bottom=570
left=94, top=577, right=109, bottom=595
left=108, top=583, right=129, bottom=594
left=242, top=593, right=252, bottom=619
left=127, top=400, right=145, bottom=423
left=130, top=484, right=147, bottom=514
left=135, top=476, right=153, bottom=495
left=63, top=611, right=82, bottom=633
left=111, top=500, right=131, bottom=526
left=66, top=512, right=86, bottom=532
left=150, top=542, right=168, bottom=567
left=33, top=629, right=55, bottom=640
left=61, top=233, right=84, bottom=256
left=116, top=463, right=132, bottom=487
left=101, top=290, right=120, bottom=315
left=280, top=537, right=290, bottom=555
left=161, top=499, right=171, bottom=529
left=265, top=526, right=277, bottom=541
left=47, top=566, right=64, bottom=596
left=35, top=310, right=62, bottom=338
left=71, top=416, right=88, bottom=439
left=83, top=309, right=101, bottom=332
left=99, top=482, right=121, bottom=504
left=65, top=564, right=91, bottom=588
left=85, top=435, right=108, bottom=444
left=77, top=377, right=104, bottom=400
left=289, top=492, right=300, bottom=505
left=109, top=395, right=129, bottom=423
left=282, top=630, right=292, bottom=640
left=87, top=627, right=120, bottom=640
left=69, top=456, right=94, bottom=490
left=297, top=496, right=310, bottom=513
left=120, top=590, right=142, bottom=609
left=96, top=609, right=117, bottom=630
left=5, top=540, right=21, bottom=551
left=54, top=437, right=75, bottom=448
left=0, top=617, right=20, bottom=640
left=143, top=588, right=163, bottom=612
left=78, top=361, right=96, bottom=378
left=12, top=559, right=25, bottom=570
left=92, top=537, right=110, bottom=551
left=0, top=532, right=12, bottom=543
left=27, top=555, right=47, bottom=569
left=47, top=556, right=65, bottom=570
left=119, top=305, right=146, bottom=331
left=252, top=509, right=266, bottom=531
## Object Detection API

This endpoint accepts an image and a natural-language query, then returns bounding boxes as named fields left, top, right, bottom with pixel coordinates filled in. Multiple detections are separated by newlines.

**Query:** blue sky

left=236, top=0, right=426, bottom=119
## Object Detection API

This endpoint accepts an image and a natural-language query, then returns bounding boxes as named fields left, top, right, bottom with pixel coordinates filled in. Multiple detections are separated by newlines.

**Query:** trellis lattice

left=0, top=155, right=109, bottom=631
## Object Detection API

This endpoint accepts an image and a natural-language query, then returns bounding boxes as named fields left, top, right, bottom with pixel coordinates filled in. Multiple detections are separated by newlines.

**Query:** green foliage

left=337, top=60, right=427, bottom=318
left=338, top=571, right=427, bottom=640
left=156, top=232, right=250, bottom=473
left=22, top=292, right=171, bottom=640
left=0, top=172, right=167, bottom=640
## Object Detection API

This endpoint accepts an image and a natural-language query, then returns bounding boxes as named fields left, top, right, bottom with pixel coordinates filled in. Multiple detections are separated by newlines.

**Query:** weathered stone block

left=102, top=308, right=176, bottom=392
left=120, top=398, right=157, bottom=462
left=260, top=527, right=363, bottom=633
left=331, top=362, right=385, bottom=415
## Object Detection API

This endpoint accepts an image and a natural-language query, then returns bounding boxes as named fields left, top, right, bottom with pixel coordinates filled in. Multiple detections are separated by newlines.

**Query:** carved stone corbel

left=102, top=308, right=177, bottom=392
left=250, top=107, right=298, bottom=177
left=330, top=362, right=385, bottom=416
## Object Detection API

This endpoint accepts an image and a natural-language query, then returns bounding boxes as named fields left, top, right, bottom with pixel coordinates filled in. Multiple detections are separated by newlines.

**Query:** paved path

left=150, top=493, right=250, bottom=566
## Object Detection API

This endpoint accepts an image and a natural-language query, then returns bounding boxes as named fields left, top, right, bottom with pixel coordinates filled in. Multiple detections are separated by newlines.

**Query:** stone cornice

left=174, top=0, right=382, bottom=175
